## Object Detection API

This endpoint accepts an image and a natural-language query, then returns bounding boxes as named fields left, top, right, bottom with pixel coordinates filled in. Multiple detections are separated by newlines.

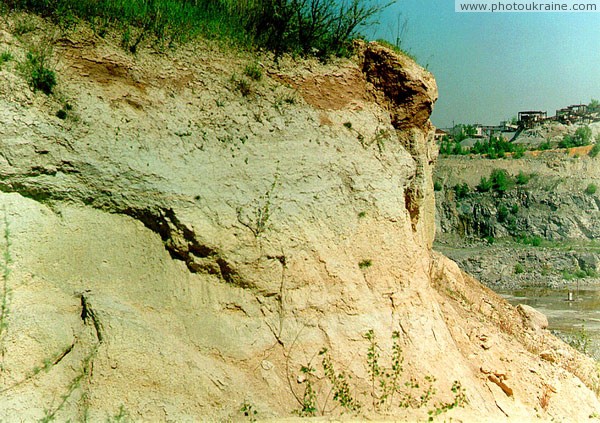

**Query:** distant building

left=471, top=124, right=485, bottom=138
left=434, top=128, right=449, bottom=141
left=555, top=104, right=589, bottom=123
left=518, top=111, right=547, bottom=128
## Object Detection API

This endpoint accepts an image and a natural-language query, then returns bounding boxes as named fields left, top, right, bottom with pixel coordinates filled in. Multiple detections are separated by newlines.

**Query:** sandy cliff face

left=0, top=21, right=599, bottom=421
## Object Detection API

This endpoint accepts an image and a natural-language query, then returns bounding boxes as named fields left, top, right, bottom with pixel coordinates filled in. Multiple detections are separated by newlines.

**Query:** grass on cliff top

left=1, top=0, right=390, bottom=58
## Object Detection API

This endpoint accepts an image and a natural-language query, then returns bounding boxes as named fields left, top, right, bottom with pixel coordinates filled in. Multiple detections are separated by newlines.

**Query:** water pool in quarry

left=501, top=286, right=600, bottom=360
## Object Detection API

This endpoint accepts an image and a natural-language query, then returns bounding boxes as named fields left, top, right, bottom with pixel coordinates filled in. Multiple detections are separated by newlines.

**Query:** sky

left=368, top=0, right=600, bottom=128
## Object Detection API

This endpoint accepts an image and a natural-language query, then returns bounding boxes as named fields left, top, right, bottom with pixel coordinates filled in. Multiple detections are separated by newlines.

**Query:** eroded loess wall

left=0, top=22, right=598, bottom=421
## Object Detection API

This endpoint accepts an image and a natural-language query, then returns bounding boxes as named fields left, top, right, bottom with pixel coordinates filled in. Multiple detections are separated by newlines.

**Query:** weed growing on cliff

left=373, top=129, right=390, bottom=153
left=237, top=175, right=279, bottom=237
left=590, top=143, right=600, bottom=158
left=484, top=235, right=495, bottom=244
left=292, top=330, right=468, bottom=418
left=40, top=345, right=99, bottom=423
left=273, top=91, right=297, bottom=112
left=294, top=348, right=360, bottom=416
left=39, top=293, right=105, bottom=421
left=489, top=169, right=514, bottom=193
left=20, top=45, right=56, bottom=94
left=0, top=344, right=80, bottom=397
left=365, top=329, right=403, bottom=410
left=107, top=405, right=131, bottom=423
left=321, top=348, right=361, bottom=413
left=365, top=330, right=466, bottom=416
left=427, top=381, right=467, bottom=421
left=231, top=74, right=253, bottom=97
left=512, top=144, right=526, bottom=159
left=514, top=263, right=525, bottom=274
left=295, top=364, right=318, bottom=416
left=0, top=50, right=12, bottom=68
left=240, top=400, right=258, bottom=422
left=358, top=259, right=372, bottom=270
left=243, top=62, right=263, bottom=81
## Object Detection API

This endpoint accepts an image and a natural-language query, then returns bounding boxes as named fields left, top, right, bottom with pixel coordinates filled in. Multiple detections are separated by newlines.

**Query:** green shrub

left=516, top=233, right=542, bottom=247
left=453, top=183, right=469, bottom=199
left=497, top=205, right=509, bottom=223
left=514, top=263, right=524, bottom=274
left=512, top=145, right=525, bottom=159
left=559, top=135, right=574, bottom=149
left=0, top=51, right=11, bottom=71
left=248, top=0, right=390, bottom=59
left=469, top=135, right=523, bottom=158
left=511, top=204, right=519, bottom=214
left=433, top=180, right=443, bottom=192
left=589, top=143, right=600, bottom=158
left=243, top=62, right=262, bottom=81
left=231, top=75, right=252, bottom=96
left=451, top=141, right=464, bottom=155
left=575, top=126, right=593, bottom=146
left=476, top=169, right=514, bottom=193
left=538, top=141, right=552, bottom=150
left=562, top=269, right=588, bottom=280
left=560, top=126, right=593, bottom=148
left=0, top=50, right=12, bottom=64
left=489, top=169, right=513, bottom=193
left=20, top=46, right=56, bottom=94
left=585, top=183, right=597, bottom=195
left=358, top=259, right=372, bottom=269
left=477, top=177, right=492, bottom=192
left=516, top=170, right=530, bottom=185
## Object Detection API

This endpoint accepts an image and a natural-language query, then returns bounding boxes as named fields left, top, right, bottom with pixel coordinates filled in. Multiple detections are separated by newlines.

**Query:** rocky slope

left=1, top=16, right=600, bottom=421
left=435, top=148, right=600, bottom=289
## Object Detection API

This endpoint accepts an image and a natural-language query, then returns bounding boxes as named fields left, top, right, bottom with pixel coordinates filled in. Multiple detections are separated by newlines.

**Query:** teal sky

left=368, top=0, right=600, bottom=128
